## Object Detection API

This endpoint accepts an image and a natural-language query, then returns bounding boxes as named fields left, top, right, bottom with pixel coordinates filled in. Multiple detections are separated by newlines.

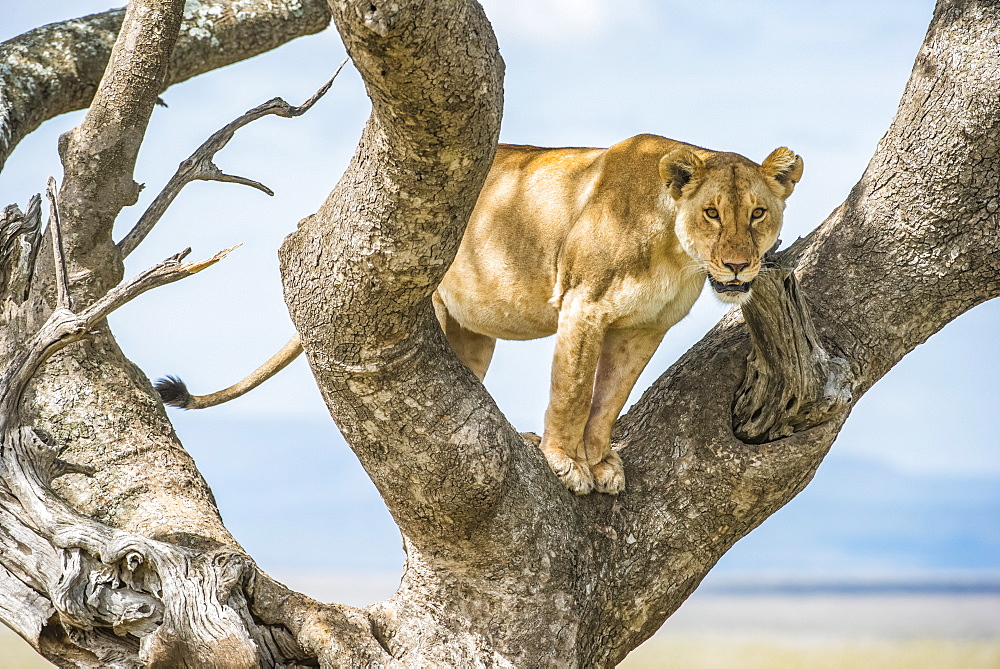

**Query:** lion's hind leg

left=433, top=292, right=497, bottom=381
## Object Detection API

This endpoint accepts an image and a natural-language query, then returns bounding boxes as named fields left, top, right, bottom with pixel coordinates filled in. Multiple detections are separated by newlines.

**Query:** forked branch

left=0, top=200, right=269, bottom=661
left=0, top=180, right=385, bottom=665
left=0, top=239, right=237, bottom=428
left=117, top=59, right=350, bottom=258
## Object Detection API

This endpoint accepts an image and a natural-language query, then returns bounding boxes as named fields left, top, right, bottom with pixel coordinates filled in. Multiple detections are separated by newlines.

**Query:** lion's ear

left=761, top=147, right=804, bottom=199
left=659, top=149, right=705, bottom=200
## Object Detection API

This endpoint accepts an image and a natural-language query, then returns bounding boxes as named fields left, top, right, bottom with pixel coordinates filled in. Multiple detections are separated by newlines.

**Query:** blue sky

left=2, top=1, right=996, bottom=589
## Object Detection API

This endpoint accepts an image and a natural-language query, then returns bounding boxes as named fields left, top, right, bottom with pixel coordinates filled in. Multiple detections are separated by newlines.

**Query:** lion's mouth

left=709, top=277, right=753, bottom=294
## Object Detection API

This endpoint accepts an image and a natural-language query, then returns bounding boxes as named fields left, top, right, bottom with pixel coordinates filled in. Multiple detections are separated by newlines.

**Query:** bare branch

left=0, top=246, right=236, bottom=430
left=44, top=178, right=70, bottom=311
left=0, top=0, right=333, bottom=173
left=117, top=58, right=350, bottom=258
left=0, top=239, right=278, bottom=662
left=292, top=57, right=352, bottom=114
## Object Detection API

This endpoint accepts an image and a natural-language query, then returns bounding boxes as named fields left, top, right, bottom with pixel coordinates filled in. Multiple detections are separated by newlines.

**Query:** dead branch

left=732, top=246, right=855, bottom=443
left=0, top=237, right=266, bottom=662
left=0, top=195, right=42, bottom=305
left=117, top=58, right=350, bottom=258
left=0, top=243, right=236, bottom=431
left=44, top=178, right=70, bottom=311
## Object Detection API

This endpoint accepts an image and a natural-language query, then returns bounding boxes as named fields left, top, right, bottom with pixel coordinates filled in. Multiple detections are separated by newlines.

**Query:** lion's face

left=660, top=147, right=803, bottom=304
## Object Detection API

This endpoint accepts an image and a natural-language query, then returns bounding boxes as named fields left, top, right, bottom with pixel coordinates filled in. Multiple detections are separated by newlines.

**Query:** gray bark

left=0, top=0, right=998, bottom=666
left=1, top=1, right=379, bottom=666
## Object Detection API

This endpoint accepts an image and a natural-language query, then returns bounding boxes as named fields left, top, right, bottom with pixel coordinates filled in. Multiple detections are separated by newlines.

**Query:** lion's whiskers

left=680, top=259, right=709, bottom=279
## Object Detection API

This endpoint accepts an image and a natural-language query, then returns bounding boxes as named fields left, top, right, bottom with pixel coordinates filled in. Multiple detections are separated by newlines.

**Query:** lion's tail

left=154, top=334, right=303, bottom=409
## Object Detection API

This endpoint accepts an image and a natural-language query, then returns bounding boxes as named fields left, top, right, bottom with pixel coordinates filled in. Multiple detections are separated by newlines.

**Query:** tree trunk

left=1, top=0, right=998, bottom=666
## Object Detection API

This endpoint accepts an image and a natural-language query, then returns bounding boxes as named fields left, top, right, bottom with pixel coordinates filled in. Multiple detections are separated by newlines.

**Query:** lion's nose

left=723, top=261, right=750, bottom=275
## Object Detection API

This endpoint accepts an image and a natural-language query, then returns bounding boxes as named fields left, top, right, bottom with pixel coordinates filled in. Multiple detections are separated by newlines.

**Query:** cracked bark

left=1, top=1, right=380, bottom=666
left=1, top=0, right=998, bottom=666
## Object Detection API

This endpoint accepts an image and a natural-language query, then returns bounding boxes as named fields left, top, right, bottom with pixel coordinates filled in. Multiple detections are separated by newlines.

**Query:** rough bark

left=0, top=0, right=332, bottom=172
left=0, top=0, right=997, bottom=667
left=282, top=0, right=1000, bottom=665
left=0, top=1, right=378, bottom=666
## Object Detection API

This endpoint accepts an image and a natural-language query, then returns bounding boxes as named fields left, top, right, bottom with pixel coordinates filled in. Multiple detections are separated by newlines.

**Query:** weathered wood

left=733, top=248, right=854, bottom=443
left=0, top=195, right=41, bottom=306
left=0, top=235, right=256, bottom=662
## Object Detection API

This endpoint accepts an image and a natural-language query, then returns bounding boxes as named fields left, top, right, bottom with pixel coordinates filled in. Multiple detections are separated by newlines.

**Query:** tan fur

left=164, top=134, right=802, bottom=496
left=437, top=135, right=802, bottom=494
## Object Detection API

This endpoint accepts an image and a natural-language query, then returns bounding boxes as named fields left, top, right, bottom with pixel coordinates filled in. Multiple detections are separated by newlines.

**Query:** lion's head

left=659, top=146, right=803, bottom=304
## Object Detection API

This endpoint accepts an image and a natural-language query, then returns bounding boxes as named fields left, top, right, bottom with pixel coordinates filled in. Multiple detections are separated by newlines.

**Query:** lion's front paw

left=543, top=449, right=594, bottom=495
left=591, top=450, right=625, bottom=495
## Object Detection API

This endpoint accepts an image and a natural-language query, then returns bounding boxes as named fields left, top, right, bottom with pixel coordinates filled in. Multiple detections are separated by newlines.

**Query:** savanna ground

left=5, top=589, right=999, bottom=667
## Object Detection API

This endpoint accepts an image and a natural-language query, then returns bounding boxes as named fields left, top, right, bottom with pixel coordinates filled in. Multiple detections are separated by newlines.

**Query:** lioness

left=157, top=134, right=802, bottom=495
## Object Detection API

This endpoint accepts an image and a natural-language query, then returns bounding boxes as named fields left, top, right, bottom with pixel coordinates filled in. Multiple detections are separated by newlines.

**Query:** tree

left=1, top=0, right=997, bottom=666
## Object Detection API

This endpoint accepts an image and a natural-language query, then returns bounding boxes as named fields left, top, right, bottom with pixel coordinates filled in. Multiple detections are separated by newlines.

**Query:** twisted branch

left=732, top=247, right=854, bottom=443
left=0, top=195, right=41, bottom=305
left=0, top=229, right=262, bottom=661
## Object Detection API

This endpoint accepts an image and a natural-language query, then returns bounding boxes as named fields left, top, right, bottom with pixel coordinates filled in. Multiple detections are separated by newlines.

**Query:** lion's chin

left=709, top=277, right=754, bottom=305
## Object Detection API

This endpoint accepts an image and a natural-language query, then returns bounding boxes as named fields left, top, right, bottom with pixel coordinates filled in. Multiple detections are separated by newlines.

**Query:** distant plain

left=5, top=576, right=998, bottom=668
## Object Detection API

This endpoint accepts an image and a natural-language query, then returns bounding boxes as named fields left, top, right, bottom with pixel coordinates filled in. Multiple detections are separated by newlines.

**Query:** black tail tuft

left=155, top=375, right=193, bottom=408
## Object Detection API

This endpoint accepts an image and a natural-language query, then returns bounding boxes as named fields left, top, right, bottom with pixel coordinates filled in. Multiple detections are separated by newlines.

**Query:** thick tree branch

left=592, top=1, right=1000, bottom=663
left=280, top=0, right=511, bottom=539
left=276, top=6, right=614, bottom=662
left=0, top=0, right=332, bottom=172
left=799, top=0, right=1000, bottom=385
left=55, top=0, right=186, bottom=308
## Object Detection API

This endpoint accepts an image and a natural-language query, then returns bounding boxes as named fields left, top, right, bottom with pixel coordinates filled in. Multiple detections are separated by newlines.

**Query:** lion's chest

left=606, top=265, right=704, bottom=331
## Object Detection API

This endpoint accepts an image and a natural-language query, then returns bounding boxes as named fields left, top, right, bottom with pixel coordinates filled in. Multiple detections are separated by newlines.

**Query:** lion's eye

left=751, top=207, right=766, bottom=220
left=705, top=208, right=719, bottom=220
